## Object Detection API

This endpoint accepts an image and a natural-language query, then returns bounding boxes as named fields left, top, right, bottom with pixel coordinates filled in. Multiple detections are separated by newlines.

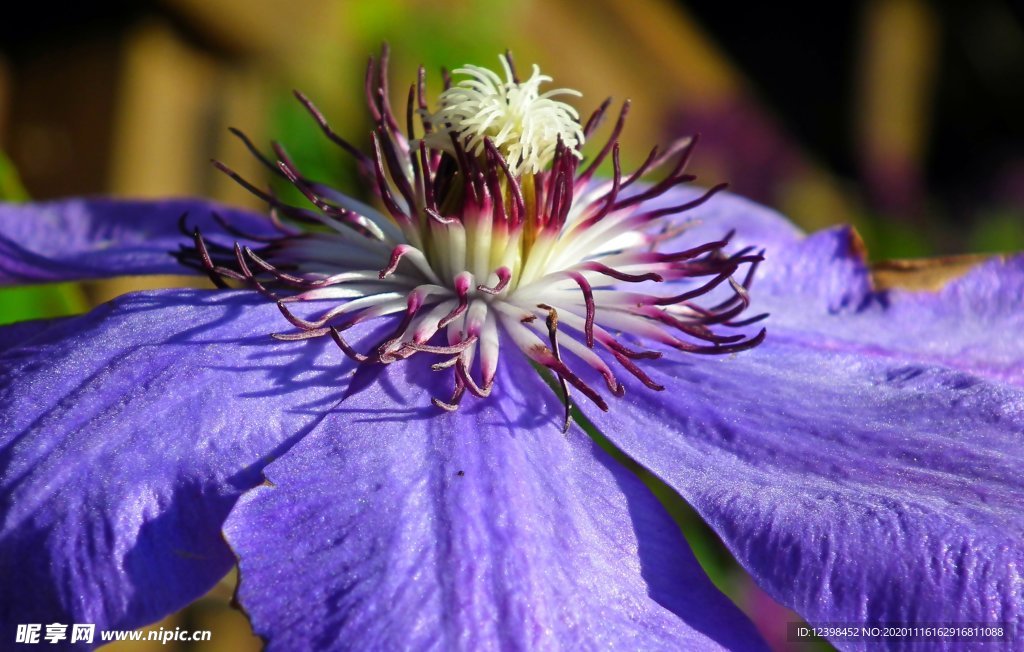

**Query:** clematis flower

left=1, top=48, right=1022, bottom=652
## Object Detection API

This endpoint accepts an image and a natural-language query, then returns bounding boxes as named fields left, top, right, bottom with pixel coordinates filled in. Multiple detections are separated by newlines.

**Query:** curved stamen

left=582, top=97, right=612, bottom=139
left=293, top=89, right=371, bottom=167
left=438, top=272, right=473, bottom=328
left=370, top=133, right=413, bottom=225
left=402, top=337, right=479, bottom=356
left=425, top=207, right=459, bottom=225
left=190, top=224, right=231, bottom=289
left=432, top=380, right=466, bottom=412
left=538, top=304, right=573, bottom=432
left=330, top=326, right=369, bottom=362
left=613, top=135, right=699, bottom=212
left=566, top=272, right=596, bottom=347
left=275, top=155, right=384, bottom=241
left=476, top=267, right=511, bottom=295
left=484, top=138, right=527, bottom=222
left=575, top=262, right=663, bottom=283
left=635, top=182, right=729, bottom=222
left=379, top=244, right=442, bottom=284
left=456, top=357, right=493, bottom=398
left=579, top=100, right=630, bottom=183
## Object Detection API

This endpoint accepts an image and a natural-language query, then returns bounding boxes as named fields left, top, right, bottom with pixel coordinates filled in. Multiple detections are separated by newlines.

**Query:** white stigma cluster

left=428, top=57, right=585, bottom=175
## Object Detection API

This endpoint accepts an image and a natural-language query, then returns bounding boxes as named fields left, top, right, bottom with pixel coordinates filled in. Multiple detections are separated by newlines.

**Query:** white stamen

left=428, top=58, right=584, bottom=175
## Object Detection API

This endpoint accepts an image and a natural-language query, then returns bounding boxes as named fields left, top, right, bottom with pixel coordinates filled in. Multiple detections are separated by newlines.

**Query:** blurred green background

left=1, top=1, right=1021, bottom=650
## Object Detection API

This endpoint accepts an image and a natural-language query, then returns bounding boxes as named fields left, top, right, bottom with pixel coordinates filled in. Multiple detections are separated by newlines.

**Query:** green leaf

left=0, top=150, right=90, bottom=324
left=0, top=283, right=90, bottom=325
left=0, top=150, right=29, bottom=202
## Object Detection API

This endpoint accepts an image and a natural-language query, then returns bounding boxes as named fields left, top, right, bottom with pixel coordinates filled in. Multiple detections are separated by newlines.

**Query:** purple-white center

left=182, top=50, right=766, bottom=429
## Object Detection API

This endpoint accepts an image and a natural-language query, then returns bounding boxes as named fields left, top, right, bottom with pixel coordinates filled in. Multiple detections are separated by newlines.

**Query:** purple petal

left=649, top=191, right=1022, bottom=384
left=639, top=186, right=803, bottom=253
left=0, top=198, right=274, bottom=284
left=224, top=352, right=766, bottom=652
left=580, top=242, right=1024, bottom=648
left=0, top=316, right=68, bottom=355
left=0, top=289, right=351, bottom=637
left=751, top=227, right=1024, bottom=386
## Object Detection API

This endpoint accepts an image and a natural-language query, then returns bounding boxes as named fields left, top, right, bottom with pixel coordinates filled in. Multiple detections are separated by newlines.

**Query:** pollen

left=427, top=56, right=585, bottom=176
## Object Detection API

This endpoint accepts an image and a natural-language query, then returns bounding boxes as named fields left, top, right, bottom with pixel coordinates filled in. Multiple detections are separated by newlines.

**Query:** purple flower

left=2, top=49, right=1023, bottom=651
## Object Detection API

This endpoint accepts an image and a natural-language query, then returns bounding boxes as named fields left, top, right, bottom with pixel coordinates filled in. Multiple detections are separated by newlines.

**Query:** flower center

left=181, top=47, right=765, bottom=429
